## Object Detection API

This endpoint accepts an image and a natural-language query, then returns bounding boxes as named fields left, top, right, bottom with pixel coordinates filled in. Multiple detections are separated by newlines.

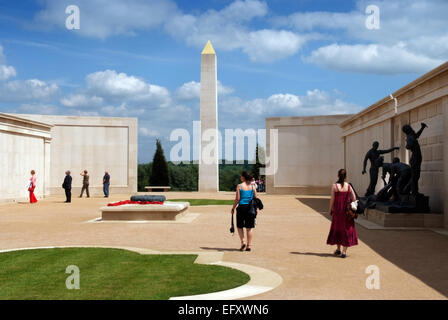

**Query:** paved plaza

left=1, top=192, right=447, bottom=300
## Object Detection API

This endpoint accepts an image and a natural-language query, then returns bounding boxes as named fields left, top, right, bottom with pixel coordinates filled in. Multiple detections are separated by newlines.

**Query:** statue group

left=361, top=123, right=429, bottom=213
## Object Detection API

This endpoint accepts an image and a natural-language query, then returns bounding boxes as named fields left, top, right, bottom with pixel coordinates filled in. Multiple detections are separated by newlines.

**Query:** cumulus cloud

left=220, top=89, right=360, bottom=118
left=35, top=0, right=309, bottom=63
left=60, top=93, right=103, bottom=108
left=279, top=0, right=448, bottom=74
left=85, top=69, right=171, bottom=107
left=0, top=79, right=59, bottom=102
left=176, top=80, right=234, bottom=100
left=304, top=43, right=443, bottom=74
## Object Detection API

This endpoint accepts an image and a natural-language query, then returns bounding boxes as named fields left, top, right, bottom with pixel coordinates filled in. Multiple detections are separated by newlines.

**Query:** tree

left=149, top=139, right=170, bottom=186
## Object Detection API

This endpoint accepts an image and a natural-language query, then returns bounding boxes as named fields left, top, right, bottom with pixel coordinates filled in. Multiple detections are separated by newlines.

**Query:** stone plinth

left=365, top=208, right=443, bottom=228
left=100, top=202, right=189, bottom=221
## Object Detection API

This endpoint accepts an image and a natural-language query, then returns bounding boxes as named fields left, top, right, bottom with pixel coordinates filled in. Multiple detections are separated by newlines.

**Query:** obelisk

left=199, top=41, right=219, bottom=192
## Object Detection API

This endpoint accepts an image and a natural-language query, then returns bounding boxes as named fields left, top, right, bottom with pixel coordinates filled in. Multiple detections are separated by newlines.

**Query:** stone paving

left=1, top=192, right=447, bottom=300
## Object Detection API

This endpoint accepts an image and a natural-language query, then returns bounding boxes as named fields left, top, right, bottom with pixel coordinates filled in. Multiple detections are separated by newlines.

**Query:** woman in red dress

left=327, top=169, right=358, bottom=258
left=29, top=170, right=38, bottom=204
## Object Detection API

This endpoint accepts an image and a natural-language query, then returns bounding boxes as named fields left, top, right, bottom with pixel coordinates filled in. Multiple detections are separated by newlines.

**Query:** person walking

left=79, top=170, right=90, bottom=198
left=231, top=171, right=258, bottom=252
left=327, top=169, right=358, bottom=258
left=28, top=170, right=38, bottom=204
left=62, top=170, right=72, bottom=203
left=103, top=171, right=110, bottom=198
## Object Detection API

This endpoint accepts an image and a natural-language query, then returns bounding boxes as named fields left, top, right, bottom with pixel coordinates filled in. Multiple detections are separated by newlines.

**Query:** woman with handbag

left=28, top=170, right=38, bottom=204
left=231, top=171, right=258, bottom=252
left=326, top=169, right=358, bottom=258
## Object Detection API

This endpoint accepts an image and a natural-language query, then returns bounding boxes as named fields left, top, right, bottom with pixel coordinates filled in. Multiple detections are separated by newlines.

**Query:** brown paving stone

left=0, top=192, right=447, bottom=300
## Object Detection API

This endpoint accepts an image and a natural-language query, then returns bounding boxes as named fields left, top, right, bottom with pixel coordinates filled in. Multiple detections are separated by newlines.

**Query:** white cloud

left=139, top=127, right=160, bottom=137
left=0, top=79, right=59, bottom=102
left=0, top=65, right=16, bottom=81
left=85, top=69, right=171, bottom=107
left=304, top=43, right=443, bottom=74
left=221, top=89, right=360, bottom=117
left=279, top=0, right=448, bottom=74
left=176, top=80, right=234, bottom=100
left=0, top=45, right=17, bottom=81
left=60, top=93, right=103, bottom=108
left=17, top=103, right=59, bottom=115
left=36, top=0, right=308, bottom=63
left=35, top=0, right=178, bottom=39
left=243, top=29, right=307, bottom=62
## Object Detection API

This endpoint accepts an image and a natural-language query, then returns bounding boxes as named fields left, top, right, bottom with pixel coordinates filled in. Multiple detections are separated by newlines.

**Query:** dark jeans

left=80, top=184, right=90, bottom=197
left=65, top=188, right=71, bottom=203
left=103, top=183, right=110, bottom=197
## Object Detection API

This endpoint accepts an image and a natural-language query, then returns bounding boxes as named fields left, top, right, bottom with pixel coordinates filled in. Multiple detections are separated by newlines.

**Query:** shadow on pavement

left=296, top=196, right=448, bottom=298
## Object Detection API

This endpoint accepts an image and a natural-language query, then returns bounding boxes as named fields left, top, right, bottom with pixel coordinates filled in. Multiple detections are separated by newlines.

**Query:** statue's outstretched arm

left=416, top=123, right=427, bottom=138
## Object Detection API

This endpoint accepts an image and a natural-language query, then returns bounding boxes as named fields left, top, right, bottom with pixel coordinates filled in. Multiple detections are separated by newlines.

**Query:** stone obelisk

left=199, top=41, right=219, bottom=192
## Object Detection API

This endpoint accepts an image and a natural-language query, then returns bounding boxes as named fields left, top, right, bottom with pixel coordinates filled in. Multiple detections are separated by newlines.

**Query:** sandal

left=245, top=246, right=251, bottom=252
left=239, top=243, right=246, bottom=251
left=341, top=253, right=346, bottom=258
left=334, top=249, right=341, bottom=255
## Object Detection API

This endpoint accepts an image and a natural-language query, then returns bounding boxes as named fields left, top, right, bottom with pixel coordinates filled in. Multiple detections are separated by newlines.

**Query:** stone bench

left=100, top=201, right=189, bottom=221
left=144, top=186, right=171, bottom=192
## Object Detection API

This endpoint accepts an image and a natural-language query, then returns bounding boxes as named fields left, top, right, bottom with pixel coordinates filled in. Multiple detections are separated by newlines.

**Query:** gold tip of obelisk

left=201, top=40, right=216, bottom=55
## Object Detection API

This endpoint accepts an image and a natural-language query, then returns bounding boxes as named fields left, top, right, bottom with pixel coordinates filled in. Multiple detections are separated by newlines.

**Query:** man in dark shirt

left=62, top=170, right=72, bottom=203
left=103, top=171, right=110, bottom=198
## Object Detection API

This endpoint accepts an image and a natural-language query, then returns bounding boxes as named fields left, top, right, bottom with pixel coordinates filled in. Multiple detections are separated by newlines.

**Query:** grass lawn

left=0, top=248, right=249, bottom=300
left=169, top=199, right=234, bottom=206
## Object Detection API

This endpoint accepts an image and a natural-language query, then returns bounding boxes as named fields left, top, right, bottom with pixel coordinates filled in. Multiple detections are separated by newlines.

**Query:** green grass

left=169, top=199, right=234, bottom=206
left=0, top=248, right=249, bottom=300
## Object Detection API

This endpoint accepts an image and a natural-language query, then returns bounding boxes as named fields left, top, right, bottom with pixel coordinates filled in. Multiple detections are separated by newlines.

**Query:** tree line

left=138, top=139, right=265, bottom=192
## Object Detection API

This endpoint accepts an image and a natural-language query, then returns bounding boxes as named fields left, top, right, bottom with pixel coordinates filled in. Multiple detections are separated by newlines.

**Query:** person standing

left=62, top=171, right=72, bottom=203
left=79, top=170, right=90, bottom=198
left=103, top=171, right=110, bottom=198
left=327, top=169, right=358, bottom=258
left=231, top=171, right=258, bottom=252
left=29, top=170, right=38, bottom=204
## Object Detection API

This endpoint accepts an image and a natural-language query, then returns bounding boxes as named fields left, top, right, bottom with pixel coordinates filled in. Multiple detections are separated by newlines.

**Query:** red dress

left=326, top=184, right=358, bottom=247
left=29, top=176, right=38, bottom=204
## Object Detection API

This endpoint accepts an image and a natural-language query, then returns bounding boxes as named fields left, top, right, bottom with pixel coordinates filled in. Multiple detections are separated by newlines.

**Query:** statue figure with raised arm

left=362, top=141, right=399, bottom=197
left=402, top=123, right=427, bottom=196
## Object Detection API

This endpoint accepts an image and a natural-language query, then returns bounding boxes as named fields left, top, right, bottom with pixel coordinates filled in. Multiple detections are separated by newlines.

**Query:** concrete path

left=1, top=192, right=447, bottom=299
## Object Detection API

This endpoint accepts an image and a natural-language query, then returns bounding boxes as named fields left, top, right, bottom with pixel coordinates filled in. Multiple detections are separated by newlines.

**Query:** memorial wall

left=0, top=113, right=52, bottom=203
left=265, top=115, right=351, bottom=194
left=267, top=62, right=448, bottom=227
left=1, top=113, right=138, bottom=202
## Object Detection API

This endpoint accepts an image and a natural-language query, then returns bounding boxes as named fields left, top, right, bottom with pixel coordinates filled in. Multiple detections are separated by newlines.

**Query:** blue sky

left=0, top=0, right=447, bottom=162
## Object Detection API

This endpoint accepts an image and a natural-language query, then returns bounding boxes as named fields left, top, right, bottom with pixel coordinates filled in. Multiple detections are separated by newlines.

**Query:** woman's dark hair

left=336, top=169, right=346, bottom=185
left=241, top=171, right=252, bottom=182
left=31, top=170, right=35, bottom=175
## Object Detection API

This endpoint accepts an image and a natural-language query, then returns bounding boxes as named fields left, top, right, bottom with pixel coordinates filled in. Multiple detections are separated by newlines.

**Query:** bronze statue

left=402, top=123, right=427, bottom=196
left=362, top=141, right=399, bottom=197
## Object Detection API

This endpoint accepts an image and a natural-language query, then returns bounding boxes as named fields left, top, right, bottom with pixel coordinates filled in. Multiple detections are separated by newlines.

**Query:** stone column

left=199, top=41, right=219, bottom=192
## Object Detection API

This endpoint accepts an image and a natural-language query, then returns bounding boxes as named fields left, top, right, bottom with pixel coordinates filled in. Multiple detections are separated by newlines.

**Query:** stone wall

left=340, top=62, right=448, bottom=227
left=12, top=114, right=138, bottom=196
left=266, top=115, right=351, bottom=194
left=0, top=113, right=52, bottom=203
